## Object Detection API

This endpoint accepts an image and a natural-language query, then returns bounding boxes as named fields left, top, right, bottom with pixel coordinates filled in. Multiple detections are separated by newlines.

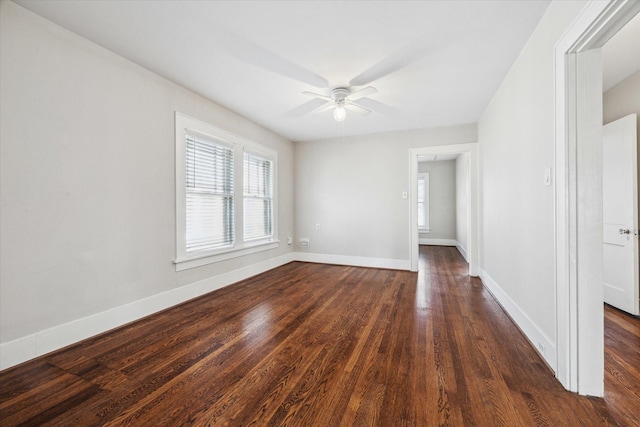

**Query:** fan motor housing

left=331, top=88, right=350, bottom=101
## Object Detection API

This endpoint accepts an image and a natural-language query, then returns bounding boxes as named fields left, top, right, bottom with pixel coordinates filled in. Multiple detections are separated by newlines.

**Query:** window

left=175, top=113, right=278, bottom=270
left=186, top=133, right=234, bottom=252
left=244, top=152, right=273, bottom=242
left=417, top=173, right=430, bottom=232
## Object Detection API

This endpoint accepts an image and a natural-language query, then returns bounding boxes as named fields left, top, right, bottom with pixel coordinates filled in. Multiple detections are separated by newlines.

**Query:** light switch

left=402, top=191, right=408, bottom=199
left=544, top=167, right=552, bottom=186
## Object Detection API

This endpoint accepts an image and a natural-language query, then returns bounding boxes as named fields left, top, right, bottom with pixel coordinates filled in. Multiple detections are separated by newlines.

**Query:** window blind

left=185, top=133, right=234, bottom=252
left=243, top=152, right=273, bottom=242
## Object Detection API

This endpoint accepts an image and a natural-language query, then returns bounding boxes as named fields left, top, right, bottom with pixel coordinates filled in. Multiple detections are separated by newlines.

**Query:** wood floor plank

left=1, top=247, right=639, bottom=426
left=104, top=267, right=348, bottom=425
left=604, top=304, right=640, bottom=427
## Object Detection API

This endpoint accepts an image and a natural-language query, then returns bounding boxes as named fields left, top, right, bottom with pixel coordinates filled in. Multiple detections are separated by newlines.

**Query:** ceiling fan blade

left=350, top=39, right=433, bottom=86
left=226, top=30, right=328, bottom=88
left=282, top=98, right=328, bottom=118
left=344, top=102, right=372, bottom=115
left=310, top=101, right=336, bottom=115
left=302, top=91, right=333, bottom=102
left=356, top=98, right=403, bottom=120
left=348, top=86, right=377, bottom=101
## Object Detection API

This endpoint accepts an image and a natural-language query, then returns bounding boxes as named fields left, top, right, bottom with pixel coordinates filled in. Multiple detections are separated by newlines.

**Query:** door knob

left=619, top=229, right=631, bottom=235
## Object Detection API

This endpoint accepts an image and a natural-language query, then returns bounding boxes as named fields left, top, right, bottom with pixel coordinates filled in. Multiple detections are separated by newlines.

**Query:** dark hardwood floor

left=1, top=246, right=638, bottom=426
left=604, top=304, right=640, bottom=426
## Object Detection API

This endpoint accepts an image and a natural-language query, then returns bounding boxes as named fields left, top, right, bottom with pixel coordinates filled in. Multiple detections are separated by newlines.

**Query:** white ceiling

left=602, top=11, right=640, bottom=92
left=14, top=0, right=552, bottom=142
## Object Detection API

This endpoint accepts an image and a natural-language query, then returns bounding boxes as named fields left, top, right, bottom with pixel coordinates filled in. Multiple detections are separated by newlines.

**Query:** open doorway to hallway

left=409, top=143, right=478, bottom=275
left=601, top=10, right=640, bottom=422
left=417, top=153, right=470, bottom=268
left=554, top=0, right=640, bottom=396
left=602, top=10, right=640, bottom=316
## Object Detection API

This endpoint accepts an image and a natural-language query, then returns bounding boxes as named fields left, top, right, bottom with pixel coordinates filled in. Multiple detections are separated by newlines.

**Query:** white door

left=603, top=113, right=639, bottom=315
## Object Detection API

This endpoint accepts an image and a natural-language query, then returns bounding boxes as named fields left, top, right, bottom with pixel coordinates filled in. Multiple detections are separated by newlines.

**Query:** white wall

left=604, top=70, right=640, bottom=292
left=604, top=70, right=640, bottom=127
left=456, top=153, right=469, bottom=260
left=295, top=125, right=477, bottom=266
left=418, top=160, right=456, bottom=241
left=477, top=0, right=588, bottom=371
left=604, top=69, right=640, bottom=215
left=0, top=2, right=294, bottom=367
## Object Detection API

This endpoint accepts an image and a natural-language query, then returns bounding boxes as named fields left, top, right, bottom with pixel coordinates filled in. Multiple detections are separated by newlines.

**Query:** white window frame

left=243, top=148, right=275, bottom=244
left=175, top=112, right=278, bottom=271
left=417, top=172, right=430, bottom=233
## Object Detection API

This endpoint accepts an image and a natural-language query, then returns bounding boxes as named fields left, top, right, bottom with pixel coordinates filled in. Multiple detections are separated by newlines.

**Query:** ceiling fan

left=302, top=86, right=377, bottom=122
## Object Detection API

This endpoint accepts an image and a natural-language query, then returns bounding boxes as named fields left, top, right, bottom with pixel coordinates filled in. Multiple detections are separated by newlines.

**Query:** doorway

left=554, top=0, right=640, bottom=396
left=602, top=11, right=640, bottom=316
left=409, top=143, right=479, bottom=275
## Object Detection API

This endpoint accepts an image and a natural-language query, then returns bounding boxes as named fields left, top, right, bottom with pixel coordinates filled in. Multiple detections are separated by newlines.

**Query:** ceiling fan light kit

left=303, top=86, right=377, bottom=122
left=333, top=103, right=347, bottom=122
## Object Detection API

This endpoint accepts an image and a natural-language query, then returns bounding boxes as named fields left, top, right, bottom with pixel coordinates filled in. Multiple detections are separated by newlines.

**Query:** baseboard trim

left=293, top=252, right=411, bottom=271
left=419, top=238, right=457, bottom=246
left=0, top=252, right=296, bottom=370
left=456, top=243, right=468, bottom=262
left=479, top=269, right=556, bottom=373
left=1, top=251, right=412, bottom=370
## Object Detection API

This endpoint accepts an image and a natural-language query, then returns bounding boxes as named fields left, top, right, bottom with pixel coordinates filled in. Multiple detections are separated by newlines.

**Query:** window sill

left=174, top=240, right=279, bottom=271
left=418, top=229, right=431, bottom=234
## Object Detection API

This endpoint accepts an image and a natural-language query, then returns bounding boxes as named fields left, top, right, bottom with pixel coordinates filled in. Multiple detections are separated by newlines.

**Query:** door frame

left=554, top=0, right=640, bottom=396
left=409, top=143, right=479, bottom=275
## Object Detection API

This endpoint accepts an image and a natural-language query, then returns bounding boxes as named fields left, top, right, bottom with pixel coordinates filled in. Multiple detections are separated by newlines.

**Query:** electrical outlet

left=299, top=238, right=310, bottom=251
left=287, top=236, right=292, bottom=245
left=538, top=342, right=545, bottom=356
left=315, top=223, right=320, bottom=230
